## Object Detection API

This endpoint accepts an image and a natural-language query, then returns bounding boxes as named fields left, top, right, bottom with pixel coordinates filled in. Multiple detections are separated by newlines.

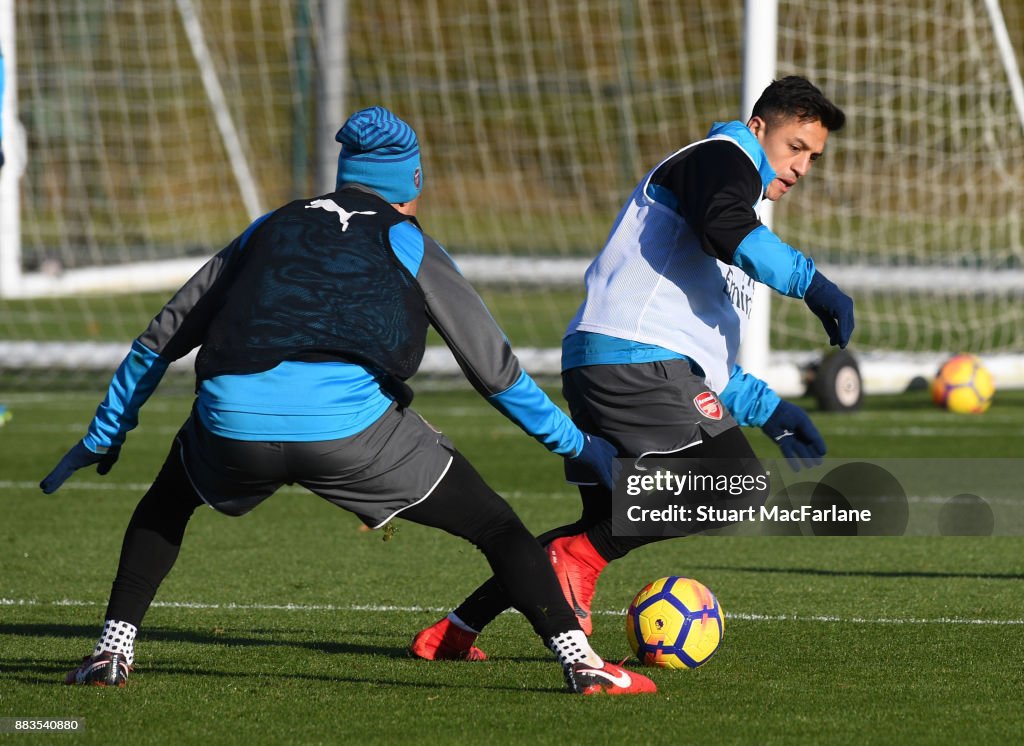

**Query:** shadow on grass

left=0, top=622, right=560, bottom=692
left=0, top=622, right=413, bottom=657
left=0, top=660, right=557, bottom=693
left=691, top=565, right=1024, bottom=581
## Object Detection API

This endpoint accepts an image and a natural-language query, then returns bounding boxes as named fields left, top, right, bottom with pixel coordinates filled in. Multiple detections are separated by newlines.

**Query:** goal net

left=2, top=1, right=1022, bottom=393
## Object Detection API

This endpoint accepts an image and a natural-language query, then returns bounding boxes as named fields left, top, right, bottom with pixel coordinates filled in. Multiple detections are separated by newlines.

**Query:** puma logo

left=305, top=198, right=376, bottom=232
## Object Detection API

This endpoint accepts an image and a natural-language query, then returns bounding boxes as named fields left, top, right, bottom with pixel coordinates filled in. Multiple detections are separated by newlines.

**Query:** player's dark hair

left=751, top=76, right=845, bottom=132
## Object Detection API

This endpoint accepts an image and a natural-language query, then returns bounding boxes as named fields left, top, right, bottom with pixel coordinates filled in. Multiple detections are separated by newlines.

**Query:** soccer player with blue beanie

left=413, top=77, right=854, bottom=654
left=41, top=106, right=655, bottom=695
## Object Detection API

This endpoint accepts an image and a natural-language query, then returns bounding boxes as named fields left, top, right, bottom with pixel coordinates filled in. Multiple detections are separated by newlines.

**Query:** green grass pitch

left=2, top=385, right=1023, bottom=744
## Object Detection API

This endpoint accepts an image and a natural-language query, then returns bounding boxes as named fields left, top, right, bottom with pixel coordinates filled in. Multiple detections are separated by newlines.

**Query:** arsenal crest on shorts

left=693, top=391, right=723, bottom=420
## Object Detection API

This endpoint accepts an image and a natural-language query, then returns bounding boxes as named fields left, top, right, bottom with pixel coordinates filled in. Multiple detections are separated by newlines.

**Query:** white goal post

left=2, top=1, right=1023, bottom=399
left=0, top=0, right=22, bottom=299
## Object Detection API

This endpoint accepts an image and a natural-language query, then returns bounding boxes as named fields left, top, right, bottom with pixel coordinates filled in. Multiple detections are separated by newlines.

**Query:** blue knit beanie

left=335, top=106, right=423, bottom=203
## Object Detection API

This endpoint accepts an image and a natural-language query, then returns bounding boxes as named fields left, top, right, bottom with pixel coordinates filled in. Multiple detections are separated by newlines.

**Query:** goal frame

left=2, top=1, right=1023, bottom=398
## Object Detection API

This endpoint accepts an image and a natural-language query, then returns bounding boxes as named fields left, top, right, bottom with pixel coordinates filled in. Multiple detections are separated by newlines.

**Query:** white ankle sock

left=447, top=612, right=480, bottom=635
left=547, top=630, right=602, bottom=668
left=94, top=619, right=137, bottom=666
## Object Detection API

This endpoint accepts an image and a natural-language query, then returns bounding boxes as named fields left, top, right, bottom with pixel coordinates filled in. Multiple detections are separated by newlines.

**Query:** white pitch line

left=1, top=481, right=573, bottom=499
left=0, top=481, right=160, bottom=492
left=727, top=612, right=1024, bottom=626
left=827, top=426, right=1024, bottom=438
left=2, top=597, right=1022, bottom=626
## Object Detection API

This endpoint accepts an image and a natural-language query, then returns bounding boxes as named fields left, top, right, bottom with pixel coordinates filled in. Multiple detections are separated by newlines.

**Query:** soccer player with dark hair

left=41, top=107, right=656, bottom=695
left=412, top=76, right=853, bottom=657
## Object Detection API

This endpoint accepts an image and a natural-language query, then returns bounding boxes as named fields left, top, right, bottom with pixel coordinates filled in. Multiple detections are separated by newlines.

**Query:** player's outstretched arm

left=803, top=270, right=854, bottom=348
left=38, top=340, right=169, bottom=494
left=38, top=230, right=251, bottom=495
left=416, top=234, right=620, bottom=490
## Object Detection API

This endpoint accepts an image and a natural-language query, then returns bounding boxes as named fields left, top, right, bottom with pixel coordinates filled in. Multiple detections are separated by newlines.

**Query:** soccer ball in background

left=626, top=576, right=724, bottom=669
left=931, top=354, right=995, bottom=414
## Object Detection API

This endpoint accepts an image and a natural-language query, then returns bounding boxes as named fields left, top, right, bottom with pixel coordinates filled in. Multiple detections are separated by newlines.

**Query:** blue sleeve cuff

left=84, top=340, right=170, bottom=451
left=733, top=225, right=816, bottom=297
left=719, top=364, right=781, bottom=428
left=488, top=370, right=584, bottom=456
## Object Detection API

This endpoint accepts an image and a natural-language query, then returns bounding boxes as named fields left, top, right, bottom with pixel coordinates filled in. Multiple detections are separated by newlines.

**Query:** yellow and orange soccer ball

left=931, top=354, right=995, bottom=414
left=626, top=576, right=724, bottom=669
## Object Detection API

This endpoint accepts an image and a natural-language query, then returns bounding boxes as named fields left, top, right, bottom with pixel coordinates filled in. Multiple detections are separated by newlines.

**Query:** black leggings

left=105, top=446, right=202, bottom=627
left=105, top=443, right=579, bottom=641
left=400, top=451, right=579, bottom=639
left=453, top=425, right=759, bottom=632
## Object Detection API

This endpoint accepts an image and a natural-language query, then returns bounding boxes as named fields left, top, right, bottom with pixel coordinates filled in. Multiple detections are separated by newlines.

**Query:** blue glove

left=570, top=433, right=620, bottom=491
left=761, top=401, right=826, bottom=471
left=39, top=441, right=121, bottom=494
left=804, top=270, right=854, bottom=349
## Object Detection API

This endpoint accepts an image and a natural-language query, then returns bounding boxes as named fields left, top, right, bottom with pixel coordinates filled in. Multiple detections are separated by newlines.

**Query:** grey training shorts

left=175, top=403, right=455, bottom=528
left=562, top=359, right=738, bottom=483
